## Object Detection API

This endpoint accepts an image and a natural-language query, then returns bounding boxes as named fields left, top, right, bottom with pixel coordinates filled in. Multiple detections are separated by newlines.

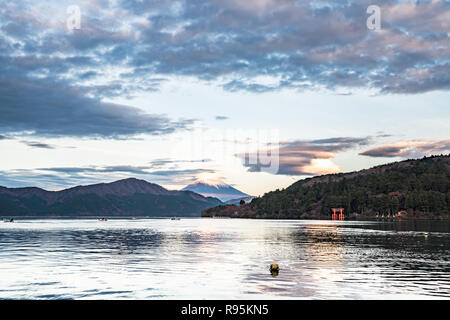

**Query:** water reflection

left=0, top=219, right=449, bottom=299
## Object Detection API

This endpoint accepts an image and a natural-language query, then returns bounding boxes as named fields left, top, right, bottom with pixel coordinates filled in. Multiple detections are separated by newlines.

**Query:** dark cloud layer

left=1, top=1, right=448, bottom=91
left=0, top=0, right=448, bottom=138
left=121, top=0, right=449, bottom=94
left=0, top=74, right=193, bottom=137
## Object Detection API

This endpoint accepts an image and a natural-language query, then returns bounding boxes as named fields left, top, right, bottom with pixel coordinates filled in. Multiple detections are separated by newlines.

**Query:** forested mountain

left=0, top=178, right=222, bottom=217
left=202, top=155, right=450, bottom=219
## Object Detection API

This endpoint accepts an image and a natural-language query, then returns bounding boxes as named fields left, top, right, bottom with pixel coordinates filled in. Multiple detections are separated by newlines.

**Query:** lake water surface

left=0, top=218, right=449, bottom=299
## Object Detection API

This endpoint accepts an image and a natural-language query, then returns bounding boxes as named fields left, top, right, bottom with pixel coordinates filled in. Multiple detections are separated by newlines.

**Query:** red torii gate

left=331, top=208, right=344, bottom=220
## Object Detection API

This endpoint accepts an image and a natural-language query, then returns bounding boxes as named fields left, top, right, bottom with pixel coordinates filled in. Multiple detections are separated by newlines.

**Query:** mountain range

left=202, top=155, right=450, bottom=219
left=0, top=178, right=222, bottom=217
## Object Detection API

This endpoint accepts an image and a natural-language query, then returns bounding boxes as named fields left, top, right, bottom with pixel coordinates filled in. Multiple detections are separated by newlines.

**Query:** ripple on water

left=0, top=219, right=449, bottom=299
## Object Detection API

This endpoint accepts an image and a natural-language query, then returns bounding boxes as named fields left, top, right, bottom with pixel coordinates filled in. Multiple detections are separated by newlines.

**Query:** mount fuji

left=182, top=180, right=252, bottom=202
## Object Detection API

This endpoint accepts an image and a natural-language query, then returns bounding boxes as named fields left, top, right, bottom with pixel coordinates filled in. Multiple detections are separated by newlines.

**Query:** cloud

left=149, top=158, right=211, bottom=168
left=308, top=137, right=371, bottom=147
left=145, top=169, right=215, bottom=177
left=33, top=165, right=213, bottom=177
left=0, top=0, right=448, bottom=99
left=22, top=141, right=54, bottom=149
left=359, top=139, right=450, bottom=158
left=239, top=136, right=372, bottom=175
left=0, top=74, right=194, bottom=138
left=222, top=80, right=282, bottom=93
left=215, top=116, right=229, bottom=121
left=78, top=70, right=99, bottom=80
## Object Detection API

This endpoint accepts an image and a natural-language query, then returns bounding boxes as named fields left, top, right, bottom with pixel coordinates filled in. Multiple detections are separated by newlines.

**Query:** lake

left=0, top=218, right=449, bottom=299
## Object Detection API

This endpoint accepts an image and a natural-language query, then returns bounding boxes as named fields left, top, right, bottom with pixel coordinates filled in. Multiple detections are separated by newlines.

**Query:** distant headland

left=0, top=178, right=222, bottom=217
left=202, top=155, right=450, bottom=220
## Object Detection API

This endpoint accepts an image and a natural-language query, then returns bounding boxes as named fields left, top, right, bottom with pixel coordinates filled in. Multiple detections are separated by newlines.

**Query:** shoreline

left=1, top=215, right=449, bottom=221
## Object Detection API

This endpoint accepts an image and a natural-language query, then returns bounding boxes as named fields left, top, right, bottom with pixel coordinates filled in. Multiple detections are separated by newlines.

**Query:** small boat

left=98, top=218, right=108, bottom=221
left=171, top=217, right=181, bottom=220
left=3, top=218, right=14, bottom=223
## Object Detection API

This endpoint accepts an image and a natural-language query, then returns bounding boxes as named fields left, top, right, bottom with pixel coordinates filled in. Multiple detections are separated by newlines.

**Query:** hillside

left=0, top=178, right=222, bottom=217
left=202, top=155, right=450, bottom=219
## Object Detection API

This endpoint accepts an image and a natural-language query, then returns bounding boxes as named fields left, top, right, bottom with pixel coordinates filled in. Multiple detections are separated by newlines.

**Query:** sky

left=0, top=0, right=449, bottom=196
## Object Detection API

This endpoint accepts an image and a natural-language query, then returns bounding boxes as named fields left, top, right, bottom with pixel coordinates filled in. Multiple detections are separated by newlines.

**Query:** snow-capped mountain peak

left=182, top=180, right=250, bottom=202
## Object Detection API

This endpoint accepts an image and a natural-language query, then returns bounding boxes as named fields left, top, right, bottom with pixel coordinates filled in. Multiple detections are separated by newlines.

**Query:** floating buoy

left=270, top=262, right=280, bottom=272
left=270, top=262, right=279, bottom=271
left=269, top=263, right=279, bottom=277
